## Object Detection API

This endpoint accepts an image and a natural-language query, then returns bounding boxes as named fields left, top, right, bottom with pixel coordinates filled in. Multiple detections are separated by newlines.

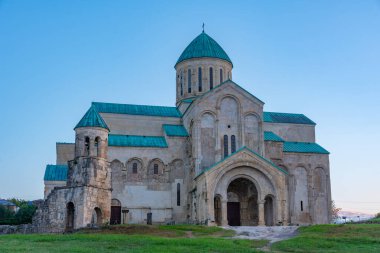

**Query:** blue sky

left=0, top=0, right=379, bottom=214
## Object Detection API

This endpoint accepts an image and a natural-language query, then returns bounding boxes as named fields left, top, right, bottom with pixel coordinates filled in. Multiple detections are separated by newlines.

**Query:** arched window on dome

left=223, top=135, right=228, bottom=158
left=188, top=69, right=192, bottom=93
left=198, top=67, right=202, bottom=92
left=180, top=71, right=183, bottom=96
left=220, top=69, right=223, bottom=84
left=209, top=67, right=213, bottom=89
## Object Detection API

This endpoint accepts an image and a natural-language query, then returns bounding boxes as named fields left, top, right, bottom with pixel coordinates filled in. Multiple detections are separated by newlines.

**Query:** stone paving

left=224, top=226, right=299, bottom=243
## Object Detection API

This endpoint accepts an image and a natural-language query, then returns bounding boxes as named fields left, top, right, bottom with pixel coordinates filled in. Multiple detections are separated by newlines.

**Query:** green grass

left=271, top=224, right=380, bottom=253
left=1, top=224, right=379, bottom=252
left=0, top=225, right=266, bottom=253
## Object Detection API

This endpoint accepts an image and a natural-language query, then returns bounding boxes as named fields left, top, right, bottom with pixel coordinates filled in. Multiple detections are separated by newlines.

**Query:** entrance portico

left=194, top=147, right=288, bottom=226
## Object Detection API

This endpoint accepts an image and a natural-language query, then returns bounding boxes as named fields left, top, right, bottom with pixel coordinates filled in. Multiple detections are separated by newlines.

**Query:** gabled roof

left=108, top=134, right=168, bottom=148
left=176, top=32, right=232, bottom=67
left=197, top=146, right=288, bottom=178
left=163, top=124, right=189, bottom=137
left=92, top=102, right=181, bottom=118
left=264, top=131, right=284, bottom=142
left=74, top=105, right=110, bottom=130
left=283, top=142, right=329, bottom=154
left=264, top=112, right=316, bottom=125
left=44, top=165, right=68, bottom=181
left=190, top=79, right=265, bottom=105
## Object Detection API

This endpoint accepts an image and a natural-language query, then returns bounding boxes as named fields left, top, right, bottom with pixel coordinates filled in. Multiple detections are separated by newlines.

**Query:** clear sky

left=0, top=0, right=379, bottom=214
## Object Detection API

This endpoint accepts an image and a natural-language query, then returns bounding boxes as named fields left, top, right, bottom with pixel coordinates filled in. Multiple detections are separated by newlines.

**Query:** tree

left=331, top=200, right=342, bottom=223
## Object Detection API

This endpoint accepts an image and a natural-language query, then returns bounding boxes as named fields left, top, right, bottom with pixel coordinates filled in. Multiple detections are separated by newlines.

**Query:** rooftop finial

left=202, top=23, right=205, bottom=33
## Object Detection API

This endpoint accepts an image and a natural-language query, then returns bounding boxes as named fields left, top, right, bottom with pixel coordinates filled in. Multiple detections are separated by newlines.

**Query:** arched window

left=223, top=135, right=228, bottom=158
left=154, top=164, right=158, bottom=174
left=177, top=183, right=180, bottom=206
left=231, top=135, right=236, bottom=153
left=94, top=137, right=100, bottom=157
left=220, top=69, right=223, bottom=84
left=209, top=67, right=213, bottom=89
left=188, top=69, right=192, bottom=93
left=180, top=71, right=183, bottom=96
left=132, top=163, right=137, bottom=174
left=198, top=67, right=202, bottom=92
left=84, top=137, right=90, bottom=156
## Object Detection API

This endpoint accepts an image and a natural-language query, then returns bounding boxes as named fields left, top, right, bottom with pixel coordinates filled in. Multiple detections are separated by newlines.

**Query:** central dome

left=175, top=32, right=232, bottom=67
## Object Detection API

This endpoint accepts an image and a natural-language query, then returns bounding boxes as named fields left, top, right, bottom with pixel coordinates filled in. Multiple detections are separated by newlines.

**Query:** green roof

left=176, top=32, right=232, bottom=66
left=263, top=112, right=316, bottom=125
left=264, top=131, right=284, bottom=142
left=108, top=134, right=168, bottom=148
left=283, top=142, right=329, bottom=154
left=44, top=165, right=68, bottom=181
left=93, top=102, right=181, bottom=118
left=163, top=124, right=189, bottom=137
left=75, top=106, right=110, bottom=130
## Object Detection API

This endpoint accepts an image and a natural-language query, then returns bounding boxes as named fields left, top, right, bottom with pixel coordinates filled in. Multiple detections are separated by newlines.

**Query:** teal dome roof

left=175, top=32, right=232, bottom=67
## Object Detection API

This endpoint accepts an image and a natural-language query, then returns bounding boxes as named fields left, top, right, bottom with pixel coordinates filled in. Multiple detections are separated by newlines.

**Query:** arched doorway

left=227, top=178, right=258, bottom=226
left=214, top=195, right=222, bottom=225
left=110, top=199, right=122, bottom=225
left=92, top=207, right=102, bottom=226
left=66, top=202, right=75, bottom=232
left=264, top=195, right=274, bottom=226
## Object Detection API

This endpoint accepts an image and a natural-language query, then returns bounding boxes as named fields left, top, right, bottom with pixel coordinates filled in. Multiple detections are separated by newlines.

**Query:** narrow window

left=154, top=164, right=158, bottom=174
left=198, top=67, right=202, bottom=92
left=132, top=163, right=137, bottom=174
left=188, top=69, right=192, bottom=93
left=223, top=135, right=228, bottom=158
left=220, top=69, right=223, bottom=84
left=209, top=67, right=213, bottom=89
left=177, top=183, right=181, bottom=206
left=301, top=201, right=304, bottom=211
left=231, top=135, right=236, bottom=153
left=84, top=137, right=90, bottom=156
left=94, top=137, right=101, bottom=157
left=180, top=71, right=183, bottom=96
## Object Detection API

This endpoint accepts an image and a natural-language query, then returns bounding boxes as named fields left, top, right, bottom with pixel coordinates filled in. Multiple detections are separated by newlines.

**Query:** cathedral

left=34, top=30, right=331, bottom=232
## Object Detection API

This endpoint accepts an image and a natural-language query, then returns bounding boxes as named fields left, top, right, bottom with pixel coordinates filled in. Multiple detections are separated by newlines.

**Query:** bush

left=0, top=200, right=37, bottom=225
left=375, top=213, right=380, bottom=218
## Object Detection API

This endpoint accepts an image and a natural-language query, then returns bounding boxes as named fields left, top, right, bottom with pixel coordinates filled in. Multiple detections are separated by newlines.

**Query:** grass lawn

left=1, top=224, right=379, bottom=252
left=271, top=224, right=380, bottom=253
left=0, top=225, right=267, bottom=253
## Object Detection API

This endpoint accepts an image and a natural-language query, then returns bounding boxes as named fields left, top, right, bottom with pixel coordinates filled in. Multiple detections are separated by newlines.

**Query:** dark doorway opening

left=110, top=199, right=122, bottom=225
left=227, top=202, right=240, bottom=226
left=227, top=178, right=258, bottom=226
left=66, top=202, right=75, bottom=232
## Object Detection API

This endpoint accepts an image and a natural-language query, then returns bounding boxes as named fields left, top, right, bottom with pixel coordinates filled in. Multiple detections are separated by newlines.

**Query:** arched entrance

left=264, top=195, right=274, bottom=226
left=110, top=199, right=122, bottom=225
left=92, top=207, right=102, bottom=226
left=66, top=202, right=75, bottom=232
left=227, top=178, right=258, bottom=226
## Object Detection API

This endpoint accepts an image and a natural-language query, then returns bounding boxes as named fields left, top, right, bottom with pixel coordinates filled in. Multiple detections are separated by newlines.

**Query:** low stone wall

left=0, top=224, right=34, bottom=235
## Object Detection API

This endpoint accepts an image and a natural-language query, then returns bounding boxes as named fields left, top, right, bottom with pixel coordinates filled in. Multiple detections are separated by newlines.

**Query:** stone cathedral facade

left=34, top=31, right=331, bottom=232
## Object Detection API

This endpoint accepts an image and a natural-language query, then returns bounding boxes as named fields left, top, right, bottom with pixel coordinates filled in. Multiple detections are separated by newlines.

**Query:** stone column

left=258, top=200, right=265, bottom=226
left=221, top=199, right=228, bottom=226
